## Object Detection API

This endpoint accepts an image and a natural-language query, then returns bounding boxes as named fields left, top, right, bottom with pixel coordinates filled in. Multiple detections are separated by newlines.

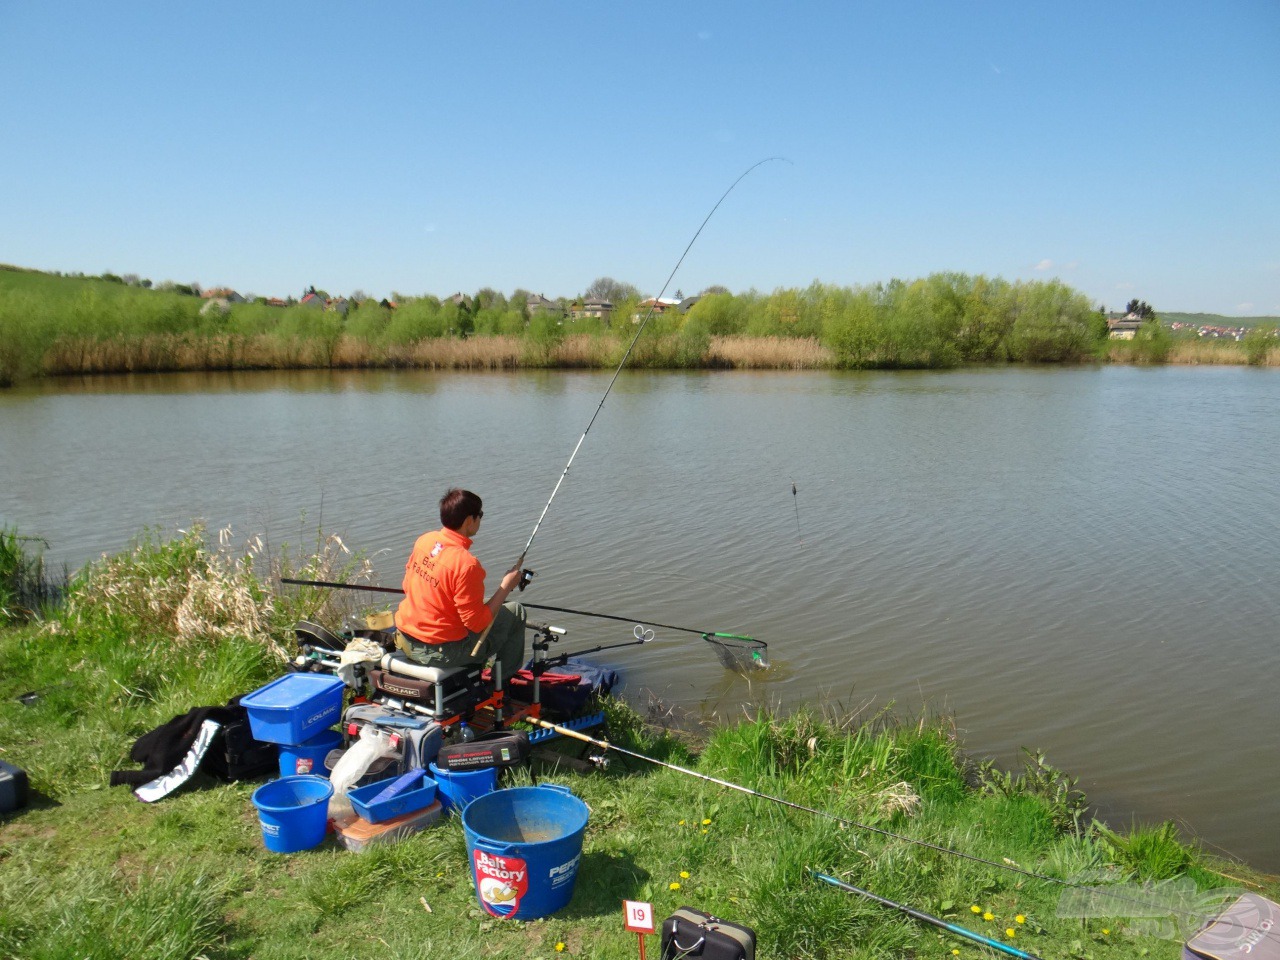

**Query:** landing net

left=703, top=633, right=769, bottom=671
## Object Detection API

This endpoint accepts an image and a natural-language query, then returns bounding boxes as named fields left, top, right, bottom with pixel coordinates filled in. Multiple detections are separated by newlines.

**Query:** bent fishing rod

left=514, top=156, right=786, bottom=571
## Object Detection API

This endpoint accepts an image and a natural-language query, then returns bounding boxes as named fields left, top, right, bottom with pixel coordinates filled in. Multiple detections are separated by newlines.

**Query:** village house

left=526, top=293, right=563, bottom=317
left=1106, top=312, right=1143, bottom=340
left=632, top=296, right=681, bottom=322
left=569, top=297, right=613, bottom=324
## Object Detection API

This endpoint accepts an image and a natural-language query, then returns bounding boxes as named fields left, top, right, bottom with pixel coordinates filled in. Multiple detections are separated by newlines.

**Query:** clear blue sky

left=2, top=1, right=1277, bottom=314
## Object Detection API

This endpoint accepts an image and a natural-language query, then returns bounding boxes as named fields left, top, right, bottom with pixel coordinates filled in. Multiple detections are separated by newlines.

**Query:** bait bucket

left=461, top=784, right=588, bottom=920
left=251, top=775, right=333, bottom=853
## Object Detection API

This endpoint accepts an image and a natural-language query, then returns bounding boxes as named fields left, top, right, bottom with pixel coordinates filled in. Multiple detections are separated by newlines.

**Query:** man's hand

left=499, top=563, right=523, bottom=595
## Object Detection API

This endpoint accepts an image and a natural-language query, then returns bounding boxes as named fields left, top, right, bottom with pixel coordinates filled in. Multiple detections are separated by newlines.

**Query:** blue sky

left=2, top=1, right=1277, bottom=314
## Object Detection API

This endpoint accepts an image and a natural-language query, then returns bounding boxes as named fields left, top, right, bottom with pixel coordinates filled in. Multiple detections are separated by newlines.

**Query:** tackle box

left=241, top=674, right=346, bottom=745
left=335, top=800, right=443, bottom=853
left=0, top=759, right=30, bottom=814
left=347, top=770, right=438, bottom=823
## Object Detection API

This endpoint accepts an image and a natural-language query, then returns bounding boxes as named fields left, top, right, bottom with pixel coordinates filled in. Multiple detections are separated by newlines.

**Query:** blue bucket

left=429, top=761, right=496, bottom=815
left=462, top=784, right=589, bottom=920
left=278, top=727, right=342, bottom=779
left=251, top=775, right=334, bottom=853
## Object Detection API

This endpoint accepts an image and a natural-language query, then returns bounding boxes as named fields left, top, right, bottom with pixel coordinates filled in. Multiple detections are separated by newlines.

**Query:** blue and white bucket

left=429, top=761, right=496, bottom=815
left=278, top=727, right=342, bottom=779
left=461, top=784, right=589, bottom=920
left=251, top=775, right=333, bottom=853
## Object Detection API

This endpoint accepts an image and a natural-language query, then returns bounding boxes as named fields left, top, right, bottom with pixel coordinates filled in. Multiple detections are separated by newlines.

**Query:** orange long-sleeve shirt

left=395, top=527, right=494, bottom=644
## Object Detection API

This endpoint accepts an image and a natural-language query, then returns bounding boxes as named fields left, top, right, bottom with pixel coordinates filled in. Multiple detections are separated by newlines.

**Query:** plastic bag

left=328, top=725, right=399, bottom=819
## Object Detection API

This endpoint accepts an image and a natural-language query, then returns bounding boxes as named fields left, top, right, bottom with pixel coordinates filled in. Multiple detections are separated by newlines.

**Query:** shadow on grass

left=558, top=850, right=652, bottom=920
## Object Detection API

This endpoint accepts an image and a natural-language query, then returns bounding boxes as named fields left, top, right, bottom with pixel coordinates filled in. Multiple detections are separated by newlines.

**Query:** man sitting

left=394, top=488, right=527, bottom=680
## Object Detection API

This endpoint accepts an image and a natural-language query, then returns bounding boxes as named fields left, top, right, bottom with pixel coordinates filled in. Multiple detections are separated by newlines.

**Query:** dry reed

left=709, top=335, right=833, bottom=369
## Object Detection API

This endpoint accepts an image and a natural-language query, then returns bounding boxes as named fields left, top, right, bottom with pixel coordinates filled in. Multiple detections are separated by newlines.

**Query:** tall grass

left=0, top=529, right=62, bottom=622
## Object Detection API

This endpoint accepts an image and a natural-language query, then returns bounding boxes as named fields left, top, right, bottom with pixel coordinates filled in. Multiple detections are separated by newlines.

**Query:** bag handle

left=665, top=919, right=706, bottom=958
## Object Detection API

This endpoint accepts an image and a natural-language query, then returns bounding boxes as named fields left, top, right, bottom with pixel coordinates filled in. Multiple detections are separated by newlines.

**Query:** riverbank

left=7, top=264, right=1277, bottom=386
left=1, top=528, right=1275, bottom=958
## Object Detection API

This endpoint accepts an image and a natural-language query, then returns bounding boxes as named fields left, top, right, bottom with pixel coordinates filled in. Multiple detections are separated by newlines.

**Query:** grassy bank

left=1, top=528, right=1275, bottom=959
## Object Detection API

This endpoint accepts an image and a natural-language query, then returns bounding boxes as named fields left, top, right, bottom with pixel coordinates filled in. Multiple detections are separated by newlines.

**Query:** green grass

left=1, top=527, right=1275, bottom=959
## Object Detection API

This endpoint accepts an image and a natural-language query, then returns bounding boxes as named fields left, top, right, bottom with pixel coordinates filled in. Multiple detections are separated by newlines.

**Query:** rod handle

left=530, top=717, right=605, bottom=748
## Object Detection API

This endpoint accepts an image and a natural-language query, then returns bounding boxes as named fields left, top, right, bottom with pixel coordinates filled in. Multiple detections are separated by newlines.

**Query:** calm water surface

left=2, top=366, right=1278, bottom=869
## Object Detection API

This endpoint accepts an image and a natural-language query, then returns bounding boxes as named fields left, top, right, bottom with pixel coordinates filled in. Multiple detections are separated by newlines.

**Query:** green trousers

left=396, top=602, right=527, bottom=681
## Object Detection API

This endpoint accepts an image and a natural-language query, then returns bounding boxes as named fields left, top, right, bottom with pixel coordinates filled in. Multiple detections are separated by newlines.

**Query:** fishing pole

left=809, top=872, right=1047, bottom=960
left=514, top=157, right=787, bottom=571
left=527, top=717, right=1269, bottom=942
left=278, top=578, right=769, bottom=668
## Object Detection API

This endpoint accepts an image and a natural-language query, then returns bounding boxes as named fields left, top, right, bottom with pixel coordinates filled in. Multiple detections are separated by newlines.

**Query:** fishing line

left=530, top=718, right=1273, bottom=945
left=515, top=157, right=788, bottom=569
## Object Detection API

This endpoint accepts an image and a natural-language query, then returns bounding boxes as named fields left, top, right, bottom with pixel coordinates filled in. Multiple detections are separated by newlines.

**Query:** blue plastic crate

left=241, top=674, right=346, bottom=745
left=348, top=770, right=438, bottom=824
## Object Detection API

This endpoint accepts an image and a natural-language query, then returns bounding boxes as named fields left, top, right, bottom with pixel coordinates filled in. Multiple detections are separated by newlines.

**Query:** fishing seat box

left=0, top=759, right=30, bottom=814
left=661, top=907, right=756, bottom=960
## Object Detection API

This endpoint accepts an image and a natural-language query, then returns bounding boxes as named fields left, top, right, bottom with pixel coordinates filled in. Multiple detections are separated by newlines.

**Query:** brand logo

left=549, top=853, right=581, bottom=883
left=383, top=681, right=419, bottom=698
left=474, top=850, right=529, bottom=917
left=306, top=705, right=336, bottom=727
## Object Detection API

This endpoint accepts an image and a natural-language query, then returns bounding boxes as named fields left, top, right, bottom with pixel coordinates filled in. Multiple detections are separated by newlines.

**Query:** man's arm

left=485, top=563, right=523, bottom=619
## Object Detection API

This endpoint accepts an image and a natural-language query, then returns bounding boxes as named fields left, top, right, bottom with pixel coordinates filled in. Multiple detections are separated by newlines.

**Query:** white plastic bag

left=328, top=725, right=399, bottom=819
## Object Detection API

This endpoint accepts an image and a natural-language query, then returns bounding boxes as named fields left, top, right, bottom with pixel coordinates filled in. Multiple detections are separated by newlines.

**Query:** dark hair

left=439, top=488, right=483, bottom=530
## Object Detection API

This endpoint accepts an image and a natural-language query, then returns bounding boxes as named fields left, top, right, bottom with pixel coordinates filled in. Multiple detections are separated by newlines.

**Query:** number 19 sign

left=623, top=900, right=656, bottom=958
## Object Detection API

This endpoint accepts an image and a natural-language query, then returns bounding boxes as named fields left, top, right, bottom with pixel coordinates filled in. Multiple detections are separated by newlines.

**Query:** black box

left=661, top=907, right=756, bottom=960
left=0, top=759, right=30, bottom=814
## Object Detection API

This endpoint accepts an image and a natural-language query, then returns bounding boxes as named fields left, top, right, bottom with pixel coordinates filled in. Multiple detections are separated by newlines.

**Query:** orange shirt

left=395, top=527, right=494, bottom=644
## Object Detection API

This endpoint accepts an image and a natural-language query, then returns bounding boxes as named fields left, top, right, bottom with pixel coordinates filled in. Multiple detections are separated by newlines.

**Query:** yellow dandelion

left=680, top=871, right=690, bottom=879
left=678, top=819, right=686, bottom=825
left=702, top=818, right=712, bottom=826
left=970, top=905, right=982, bottom=914
left=1102, top=928, right=1110, bottom=936
left=983, top=912, right=994, bottom=921
left=951, top=951, right=960, bottom=957
left=1015, top=914, right=1025, bottom=924
left=669, top=882, right=682, bottom=891
left=1006, top=928, right=1016, bottom=938
left=555, top=944, right=566, bottom=953
left=701, top=828, right=708, bottom=834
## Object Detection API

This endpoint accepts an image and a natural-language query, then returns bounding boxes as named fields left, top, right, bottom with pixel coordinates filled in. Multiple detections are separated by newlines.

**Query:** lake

left=2, top=365, right=1277, bottom=870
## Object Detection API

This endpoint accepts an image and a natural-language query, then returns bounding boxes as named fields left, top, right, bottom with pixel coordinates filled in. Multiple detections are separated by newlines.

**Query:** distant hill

left=1162, top=312, right=1279, bottom=330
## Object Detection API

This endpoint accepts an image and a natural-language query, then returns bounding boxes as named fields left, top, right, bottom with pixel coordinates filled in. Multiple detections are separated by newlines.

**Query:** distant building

left=633, top=297, right=681, bottom=322
left=1107, top=313, right=1143, bottom=340
left=526, top=293, right=563, bottom=317
left=569, top=297, right=613, bottom=323
left=299, top=291, right=325, bottom=309
left=201, top=288, right=245, bottom=304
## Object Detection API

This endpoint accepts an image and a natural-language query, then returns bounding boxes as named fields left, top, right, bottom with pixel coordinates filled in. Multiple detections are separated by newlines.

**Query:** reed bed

left=709, top=335, right=833, bottom=369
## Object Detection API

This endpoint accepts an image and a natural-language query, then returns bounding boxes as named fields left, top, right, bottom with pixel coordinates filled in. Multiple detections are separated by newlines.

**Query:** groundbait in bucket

left=462, top=784, right=589, bottom=920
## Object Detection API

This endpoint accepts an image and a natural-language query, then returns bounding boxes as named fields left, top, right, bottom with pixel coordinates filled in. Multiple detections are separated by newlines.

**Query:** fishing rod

left=809, top=872, right=1046, bottom=960
left=514, top=157, right=786, bottom=571
left=278, top=578, right=768, bottom=668
left=529, top=717, right=1270, bottom=943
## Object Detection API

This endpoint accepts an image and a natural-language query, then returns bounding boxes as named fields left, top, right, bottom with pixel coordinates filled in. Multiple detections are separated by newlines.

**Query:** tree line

left=1, top=267, right=1121, bottom=385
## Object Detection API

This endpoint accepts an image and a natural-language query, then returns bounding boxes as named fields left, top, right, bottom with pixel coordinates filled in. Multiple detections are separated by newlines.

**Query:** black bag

left=202, top=711, right=277, bottom=782
left=436, top=730, right=531, bottom=771
left=661, top=907, right=756, bottom=960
